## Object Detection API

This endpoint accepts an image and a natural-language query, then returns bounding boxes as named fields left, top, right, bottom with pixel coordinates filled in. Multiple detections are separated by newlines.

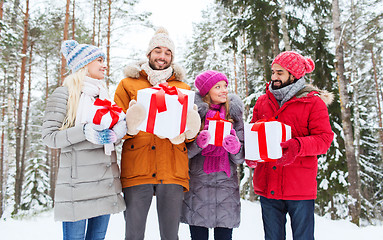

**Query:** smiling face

left=208, top=80, right=229, bottom=105
left=148, top=46, right=172, bottom=70
left=271, top=63, right=295, bottom=89
left=87, top=57, right=107, bottom=80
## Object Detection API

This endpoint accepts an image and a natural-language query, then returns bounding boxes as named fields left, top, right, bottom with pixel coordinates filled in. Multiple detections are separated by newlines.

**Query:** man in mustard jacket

left=114, top=27, right=200, bottom=240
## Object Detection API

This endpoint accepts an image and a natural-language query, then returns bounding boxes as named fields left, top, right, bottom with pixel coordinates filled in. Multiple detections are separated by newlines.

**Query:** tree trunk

left=106, top=0, right=111, bottom=87
left=14, top=0, right=29, bottom=214
left=243, top=34, right=250, bottom=118
left=233, top=48, right=237, bottom=94
left=0, top=0, right=4, bottom=35
left=60, top=0, right=70, bottom=83
left=97, top=0, right=102, bottom=47
left=92, top=0, right=96, bottom=45
left=371, top=48, right=383, bottom=160
left=72, top=0, right=75, bottom=40
left=0, top=70, right=4, bottom=218
left=20, top=42, right=34, bottom=206
left=332, top=0, right=361, bottom=226
left=280, top=0, right=291, bottom=51
left=350, top=0, right=361, bottom=178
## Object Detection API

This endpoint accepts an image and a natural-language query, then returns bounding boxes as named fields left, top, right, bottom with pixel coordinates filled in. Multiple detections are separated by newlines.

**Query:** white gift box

left=244, top=121, right=291, bottom=162
left=87, top=99, right=125, bottom=130
left=136, top=84, right=195, bottom=139
left=207, top=113, right=232, bottom=146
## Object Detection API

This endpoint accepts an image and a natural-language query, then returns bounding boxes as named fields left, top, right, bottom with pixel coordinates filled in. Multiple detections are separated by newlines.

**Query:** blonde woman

left=42, top=40, right=126, bottom=240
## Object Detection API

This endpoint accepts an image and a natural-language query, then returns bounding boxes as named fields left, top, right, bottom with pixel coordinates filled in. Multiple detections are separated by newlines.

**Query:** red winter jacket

left=250, top=84, right=334, bottom=200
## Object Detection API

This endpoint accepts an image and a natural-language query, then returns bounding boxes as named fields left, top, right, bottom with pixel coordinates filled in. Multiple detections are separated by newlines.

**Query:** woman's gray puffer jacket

left=181, top=92, right=245, bottom=229
left=42, top=86, right=126, bottom=222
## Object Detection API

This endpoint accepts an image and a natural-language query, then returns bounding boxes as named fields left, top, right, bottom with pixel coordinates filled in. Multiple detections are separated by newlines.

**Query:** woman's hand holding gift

left=196, top=125, right=211, bottom=149
left=83, top=123, right=117, bottom=145
left=222, top=129, right=241, bottom=154
left=111, top=120, right=127, bottom=139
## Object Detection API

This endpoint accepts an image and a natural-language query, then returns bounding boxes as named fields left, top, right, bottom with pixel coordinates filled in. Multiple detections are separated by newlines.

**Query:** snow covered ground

left=1, top=199, right=382, bottom=240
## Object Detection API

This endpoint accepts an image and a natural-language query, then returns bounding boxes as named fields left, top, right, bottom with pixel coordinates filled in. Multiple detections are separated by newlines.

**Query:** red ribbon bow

left=146, top=83, right=189, bottom=134
left=92, top=98, right=123, bottom=129
left=207, top=111, right=231, bottom=146
left=251, top=118, right=286, bottom=162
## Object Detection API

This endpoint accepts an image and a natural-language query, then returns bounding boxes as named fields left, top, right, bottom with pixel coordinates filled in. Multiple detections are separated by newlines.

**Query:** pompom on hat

left=146, top=27, right=175, bottom=57
left=272, top=51, right=315, bottom=79
left=61, top=40, right=106, bottom=73
left=194, top=70, right=228, bottom=96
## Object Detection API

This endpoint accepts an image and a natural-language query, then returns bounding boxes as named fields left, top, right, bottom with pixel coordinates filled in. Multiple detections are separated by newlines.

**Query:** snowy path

left=1, top=200, right=382, bottom=239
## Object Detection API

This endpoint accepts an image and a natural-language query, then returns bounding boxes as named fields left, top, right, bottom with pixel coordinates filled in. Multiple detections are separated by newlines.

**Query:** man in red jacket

left=247, top=51, right=334, bottom=240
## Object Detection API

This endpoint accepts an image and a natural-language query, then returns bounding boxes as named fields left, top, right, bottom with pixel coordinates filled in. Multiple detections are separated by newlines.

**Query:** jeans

left=260, top=196, right=314, bottom=240
left=189, top=225, right=233, bottom=240
left=62, top=214, right=110, bottom=240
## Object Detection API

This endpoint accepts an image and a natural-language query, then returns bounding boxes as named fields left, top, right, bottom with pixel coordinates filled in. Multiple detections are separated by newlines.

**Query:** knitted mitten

left=222, top=129, right=241, bottom=154
left=125, top=100, right=146, bottom=135
left=184, top=104, right=201, bottom=140
left=196, top=130, right=211, bottom=149
left=245, top=160, right=258, bottom=168
left=112, top=120, right=128, bottom=139
left=277, top=138, right=300, bottom=166
left=84, top=123, right=117, bottom=145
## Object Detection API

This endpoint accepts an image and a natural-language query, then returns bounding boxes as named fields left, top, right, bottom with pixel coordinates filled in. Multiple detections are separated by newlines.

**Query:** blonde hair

left=60, top=67, right=88, bottom=129
left=201, top=94, right=233, bottom=130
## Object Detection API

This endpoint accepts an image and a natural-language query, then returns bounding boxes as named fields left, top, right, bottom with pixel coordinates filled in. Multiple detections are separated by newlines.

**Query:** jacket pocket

left=121, top=135, right=152, bottom=177
left=172, top=143, right=189, bottom=180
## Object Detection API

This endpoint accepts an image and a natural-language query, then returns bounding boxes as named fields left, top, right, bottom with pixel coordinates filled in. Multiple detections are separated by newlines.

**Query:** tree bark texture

left=279, top=0, right=291, bottom=51
left=371, top=48, right=383, bottom=160
left=0, top=0, right=4, bottom=35
left=14, top=0, right=29, bottom=214
left=60, top=0, right=70, bottom=83
left=332, top=0, right=361, bottom=226
left=72, top=0, right=75, bottom=40
left=106, top=0, right=111, bottom=87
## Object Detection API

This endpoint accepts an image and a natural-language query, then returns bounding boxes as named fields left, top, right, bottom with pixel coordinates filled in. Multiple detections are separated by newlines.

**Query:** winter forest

left=0, top=0, right=383, bottom=229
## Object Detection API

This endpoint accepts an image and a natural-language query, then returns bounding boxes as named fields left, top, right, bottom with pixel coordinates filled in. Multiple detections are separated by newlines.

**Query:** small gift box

left=207, top=112, right=232, bottom=146
left=88, top=98, right=125, bottom=130
left=136, top=83, right=195, bottom=139
left=87, top=98, right=125, bottom=155
left=244, top=119, right=291, bottom=162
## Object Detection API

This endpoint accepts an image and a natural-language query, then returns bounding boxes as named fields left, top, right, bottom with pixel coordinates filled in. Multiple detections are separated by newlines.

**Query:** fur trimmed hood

left=194, top=92, right=244, bottom=122
left=296, top=84, right=334, bottom=106
left=123, top=60, right=186, bottom=82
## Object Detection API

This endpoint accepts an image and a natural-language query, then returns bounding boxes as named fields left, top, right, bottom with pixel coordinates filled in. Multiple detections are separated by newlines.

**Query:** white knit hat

left=61, top=40, right=106, bottom=72
left=146, top=27, right=175, bottom=57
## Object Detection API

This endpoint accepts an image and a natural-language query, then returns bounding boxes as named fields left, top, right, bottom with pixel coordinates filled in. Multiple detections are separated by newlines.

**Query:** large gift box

left=207, top=112, right=232, bottom=146
left=88, top=98, right=125, bottom=130
left=136, top=83, right=195, bottom=139
left=244, top=119, right=291, bottom=162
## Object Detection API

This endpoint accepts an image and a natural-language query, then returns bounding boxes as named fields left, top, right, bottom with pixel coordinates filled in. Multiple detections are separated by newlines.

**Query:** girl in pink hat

left=181, top=70, right=244, bottom=240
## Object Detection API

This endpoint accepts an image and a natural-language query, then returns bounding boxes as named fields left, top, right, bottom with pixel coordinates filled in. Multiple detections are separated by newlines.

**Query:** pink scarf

left=202, top=104, right=231, bottom=177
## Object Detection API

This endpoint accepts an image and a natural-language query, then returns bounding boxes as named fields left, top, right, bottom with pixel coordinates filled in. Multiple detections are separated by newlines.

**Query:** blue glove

left=112, top=120, right=127, bottom=140
left=83, top=123, right=117, bottom=145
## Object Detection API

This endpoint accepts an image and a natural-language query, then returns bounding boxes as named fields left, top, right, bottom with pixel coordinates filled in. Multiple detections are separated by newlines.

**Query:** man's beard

left=271, top=80, right=292, bottom=90
left=149, top=59, right=171, bottom=70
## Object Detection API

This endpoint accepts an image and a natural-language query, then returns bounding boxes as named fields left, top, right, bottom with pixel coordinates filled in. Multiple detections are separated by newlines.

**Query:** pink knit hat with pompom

left=194, top=70, right=228, bottom=96
left=272, top=51, right=315, bottom=79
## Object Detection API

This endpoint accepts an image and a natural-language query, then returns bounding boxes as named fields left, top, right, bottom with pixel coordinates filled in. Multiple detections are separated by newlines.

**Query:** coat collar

left=123, top=60, right=186, bottom=82
left=266, top=82, right=334, bottom=106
